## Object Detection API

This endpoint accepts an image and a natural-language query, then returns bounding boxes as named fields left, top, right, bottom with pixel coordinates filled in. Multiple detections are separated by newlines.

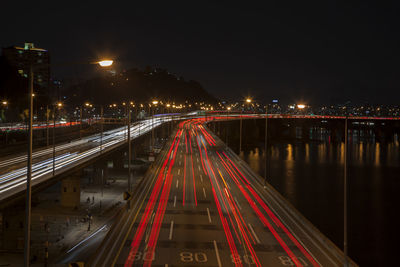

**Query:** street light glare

left=246, top=98, right=252, bottom=103
left=297, top=104, right=306, bottom=109
left=2, top=101, right=7, bottom=105
left=57, top=102, right=63, bottom=107
left=152, top=100, right=159, bottom=105
left=98, top=60, right=113, bottom=67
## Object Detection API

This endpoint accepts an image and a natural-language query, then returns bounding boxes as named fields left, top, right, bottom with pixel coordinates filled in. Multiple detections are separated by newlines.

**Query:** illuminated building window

left=18, top=69, right=24, bottom=75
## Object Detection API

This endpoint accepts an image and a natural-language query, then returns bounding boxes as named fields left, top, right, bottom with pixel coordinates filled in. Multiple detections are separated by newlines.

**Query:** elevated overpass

left=1, top=112, right=398, bottom=203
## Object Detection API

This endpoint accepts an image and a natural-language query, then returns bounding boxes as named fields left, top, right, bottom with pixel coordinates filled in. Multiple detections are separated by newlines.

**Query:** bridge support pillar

left=113, top=152, right=125, bottom=171
left=60, top=173, right=81, bottom=208
left=1, top=205, right=25, bottom=250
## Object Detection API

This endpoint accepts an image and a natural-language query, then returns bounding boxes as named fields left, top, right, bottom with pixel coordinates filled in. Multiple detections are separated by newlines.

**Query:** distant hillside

left=65, top=67, right=217, bottom=105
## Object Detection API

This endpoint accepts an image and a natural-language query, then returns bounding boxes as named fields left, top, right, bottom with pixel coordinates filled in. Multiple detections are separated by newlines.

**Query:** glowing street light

left=297, top=104, right=306, bottom=109
left=246, top=98, right=252, bottom=103
left=57, top=102, right=63, bottom=107
left=98, top=60, right=113, bottom=67
left=1, top=101, right=7, bottom=106
left=152, top=100, right=159, bottom=105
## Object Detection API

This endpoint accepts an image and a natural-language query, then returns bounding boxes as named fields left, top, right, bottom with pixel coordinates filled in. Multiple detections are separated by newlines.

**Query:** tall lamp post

left=151, top=100, right=158, bottom=150
left=24, top=59, right=113, bottom=267
left=127, top=104, right=132, bottom=192
left=52, top=102, right=63, bottom=176
left=1, top=101, right=9, bottom=144
left=264, top=103, right=268, bottom=185
left=239, top=98, right=252, bottom=153
left=344, top=115, right=349, bottom=267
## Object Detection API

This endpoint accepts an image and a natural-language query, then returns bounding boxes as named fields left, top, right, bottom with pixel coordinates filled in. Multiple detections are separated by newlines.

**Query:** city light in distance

left=246, top=98, right=252, bottom=103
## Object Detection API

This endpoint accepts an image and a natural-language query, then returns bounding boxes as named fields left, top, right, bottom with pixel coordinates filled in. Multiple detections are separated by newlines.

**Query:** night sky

left=1, top=1, right=400, bottom=104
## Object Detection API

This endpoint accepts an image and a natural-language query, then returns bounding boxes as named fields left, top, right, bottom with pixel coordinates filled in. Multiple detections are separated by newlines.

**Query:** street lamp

left=297, top=104, right=306, bottom=109
left=24, top=59, right=113, bottom=267
left=151, top=100, right=158, bottom=149
left=97, top=60, right=113, bottom=67
left=52, top=102, right=63, bottom=176
left=240, top=98, right=252, bottom=153
left=264, top=103, right=268, bottom=186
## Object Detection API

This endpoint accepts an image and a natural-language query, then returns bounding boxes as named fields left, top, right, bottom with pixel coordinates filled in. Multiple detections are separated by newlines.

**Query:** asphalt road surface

left=92, top=117, right=354, bottom=267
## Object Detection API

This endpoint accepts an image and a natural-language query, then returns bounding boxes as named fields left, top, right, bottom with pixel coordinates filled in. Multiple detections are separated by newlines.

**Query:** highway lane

left=0, top=116, right=176, bottom=201
left=101, top=118, right=355, bottom=267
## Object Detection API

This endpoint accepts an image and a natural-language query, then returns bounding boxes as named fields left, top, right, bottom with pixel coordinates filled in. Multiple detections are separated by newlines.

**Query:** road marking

left=178, top=169, right=180, bottom=175
left=173, top=195, right=176, bottom=207
left=213, top=240, right=222, bottom=267
left=248, top=223, right=261, bottom=244
left=207, top=208, right=212, bottom=223
left=169, top=221, right=174, bottom=240
left=179, top=160, right=181, bottom=165
left=234, top=197, right=242, bottom=210
left=203, top=187, right=207, bottom=198
left=200, top=174, right=203, bottom=182
left=176, top=179, right=179, bottom=188
left=198, top=165, right=201, bottom=171
left=197, top=158, right=199, bottom=163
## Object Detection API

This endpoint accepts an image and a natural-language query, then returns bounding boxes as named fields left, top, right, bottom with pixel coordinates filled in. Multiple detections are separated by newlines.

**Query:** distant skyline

left=1, top=1, right=400, bottom=104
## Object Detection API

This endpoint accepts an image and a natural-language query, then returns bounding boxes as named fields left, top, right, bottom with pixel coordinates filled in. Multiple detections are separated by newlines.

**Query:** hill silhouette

left=66, top=67, right=217, bottom=105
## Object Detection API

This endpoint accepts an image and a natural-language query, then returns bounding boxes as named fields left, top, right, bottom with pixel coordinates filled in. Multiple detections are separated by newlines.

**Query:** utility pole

left=24, top=65, right=34, bottom=267
left=344, top=116, right=348, bottom=267
left=80, top=106, right=83, bottom=139
left=151, top=107, right=155, bottom=149
left=100, top=106, right=103, bottom=153
left=52, top=105, right=56, bottom=176
left=46, top=105, right=49, bottom=146
left=239, top=108, right=243, bottom=153
left=264, top=105, right=268, bottom=185
left=128, top=108, right=131, bottom=192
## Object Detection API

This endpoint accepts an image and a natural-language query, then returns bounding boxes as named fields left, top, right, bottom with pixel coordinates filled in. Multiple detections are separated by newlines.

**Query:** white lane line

left=213, top=240, right=222, bottom=267
left=200, top=174, right=203, bottom=183
left=207, top=208, right=212, bottom=223
left=179, top=160, right=182, bottom=165
left=169, top=221, right=174, bottom=240
left=248, top=223, right=261, bottom=244
left=173, top=195, right=176, bottom=208
left=197, top=158, right=199, bottom=163
left=198, top=165, right=201, bottom=171
left=178, top=169, right=180, bottom=175
left=234, top=197, right=242, bottom=210
left=226, top=182, right=231, bottom=190
left=203, top=187, right=207, bottom=198
left=176, top=179, right=179, bottom=188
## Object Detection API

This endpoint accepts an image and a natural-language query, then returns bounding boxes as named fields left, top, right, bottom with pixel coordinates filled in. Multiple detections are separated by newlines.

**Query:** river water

left=228, top=126, right=400, bottom=266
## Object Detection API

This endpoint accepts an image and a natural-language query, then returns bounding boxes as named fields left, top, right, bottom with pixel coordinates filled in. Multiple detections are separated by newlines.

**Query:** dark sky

left=1, top=1, right=400, bottom=104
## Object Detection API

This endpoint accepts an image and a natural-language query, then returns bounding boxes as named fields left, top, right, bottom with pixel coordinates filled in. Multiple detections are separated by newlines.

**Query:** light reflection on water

left=239, top=130, right=400, bottom=267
